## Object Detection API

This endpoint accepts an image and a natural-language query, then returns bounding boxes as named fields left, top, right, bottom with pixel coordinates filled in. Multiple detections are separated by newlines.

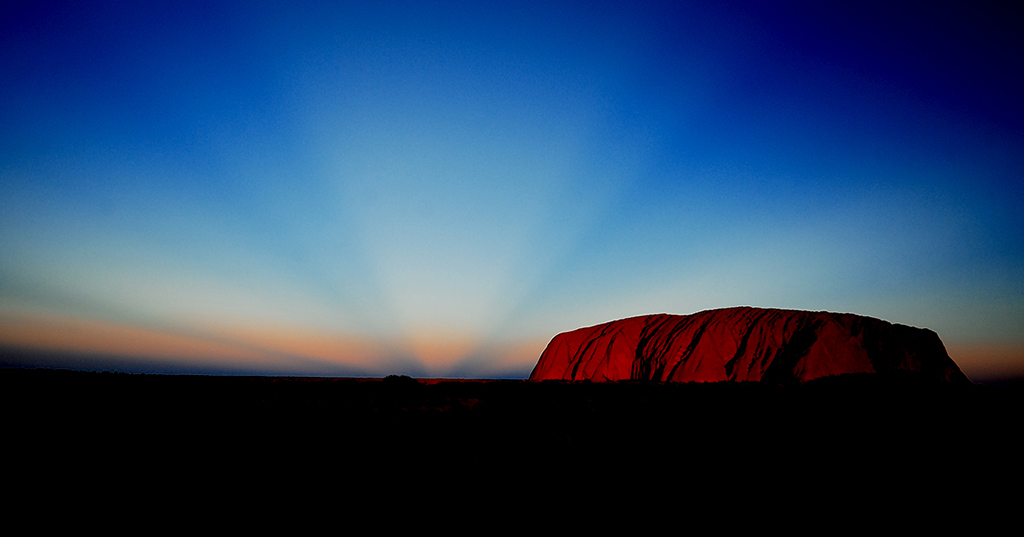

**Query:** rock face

left=529, top=307, right=969, bottom=384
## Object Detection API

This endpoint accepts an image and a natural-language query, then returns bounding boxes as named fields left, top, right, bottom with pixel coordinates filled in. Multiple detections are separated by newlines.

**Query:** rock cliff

left=529, top=307, right=969, bottom=384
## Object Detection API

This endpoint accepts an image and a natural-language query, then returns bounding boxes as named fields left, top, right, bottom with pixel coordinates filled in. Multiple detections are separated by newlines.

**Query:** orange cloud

left=0, top=310, right=259, bottom=364
left=0, top=311, right=394, bottom=374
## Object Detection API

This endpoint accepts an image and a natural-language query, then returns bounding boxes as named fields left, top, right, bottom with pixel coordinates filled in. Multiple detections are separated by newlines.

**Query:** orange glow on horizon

left=0, top=311, right=394, bottom=372
left=209, top=322, right=384, bottom=369
left=471, top=337, right=551, bottom=372
left=946, top=340, right=1024, bottom=383
left=401, top=330, right=478, bottom=370
left=0, top=310, right=552, bottom=376
left=0, top=310, right=260, bottom=364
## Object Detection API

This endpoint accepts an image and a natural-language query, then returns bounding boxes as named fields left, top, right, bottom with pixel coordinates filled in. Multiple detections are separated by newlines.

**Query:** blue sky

left=1, top=1, right=1021, bottom=380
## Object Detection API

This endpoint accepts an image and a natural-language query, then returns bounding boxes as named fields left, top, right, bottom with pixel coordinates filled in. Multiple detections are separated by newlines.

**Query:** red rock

left=529, top=307, right=970, bottom=384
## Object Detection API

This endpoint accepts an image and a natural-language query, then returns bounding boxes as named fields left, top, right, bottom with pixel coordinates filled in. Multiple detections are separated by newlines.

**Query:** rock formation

left=529, top=307, right=969, bottom=384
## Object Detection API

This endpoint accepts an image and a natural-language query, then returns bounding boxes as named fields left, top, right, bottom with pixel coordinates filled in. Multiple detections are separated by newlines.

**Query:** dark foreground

left=4, top=367, right=1020, bottom=518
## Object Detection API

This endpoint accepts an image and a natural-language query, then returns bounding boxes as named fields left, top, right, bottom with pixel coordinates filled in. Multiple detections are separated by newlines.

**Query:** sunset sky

left=2, top=1, right=1021, bottom=381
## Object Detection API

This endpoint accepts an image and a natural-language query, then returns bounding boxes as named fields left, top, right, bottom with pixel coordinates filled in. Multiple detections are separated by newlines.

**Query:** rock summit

left=529, top=307, right=969, bottom=384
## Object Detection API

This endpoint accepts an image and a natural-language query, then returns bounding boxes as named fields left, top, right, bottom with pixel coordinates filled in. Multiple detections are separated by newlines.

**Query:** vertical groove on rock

left=663, top=316, right=713, bottom=382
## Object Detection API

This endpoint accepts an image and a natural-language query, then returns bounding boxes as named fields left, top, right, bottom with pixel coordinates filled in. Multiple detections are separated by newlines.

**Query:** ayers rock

left=529, top=307, right=969, bottom=384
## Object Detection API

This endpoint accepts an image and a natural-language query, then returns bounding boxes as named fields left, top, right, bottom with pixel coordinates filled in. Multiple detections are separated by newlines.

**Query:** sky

left=1, top=1, right=1021, bottom=382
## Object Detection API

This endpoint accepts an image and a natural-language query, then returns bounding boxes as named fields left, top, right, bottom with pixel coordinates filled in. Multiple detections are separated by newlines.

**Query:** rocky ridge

left=529, top=307, right=969, bottom=384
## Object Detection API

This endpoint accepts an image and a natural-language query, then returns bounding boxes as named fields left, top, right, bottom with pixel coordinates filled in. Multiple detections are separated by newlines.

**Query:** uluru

left=529, top=307, right=969, bottom=384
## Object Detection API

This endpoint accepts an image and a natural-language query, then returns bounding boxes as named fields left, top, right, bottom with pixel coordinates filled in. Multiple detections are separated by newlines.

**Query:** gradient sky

left=2, top=1, right=1022, bottom=381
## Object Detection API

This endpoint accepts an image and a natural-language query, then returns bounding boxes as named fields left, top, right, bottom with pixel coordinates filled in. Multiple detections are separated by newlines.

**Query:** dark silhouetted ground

left=3, top=367, right=1019, bottom=520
